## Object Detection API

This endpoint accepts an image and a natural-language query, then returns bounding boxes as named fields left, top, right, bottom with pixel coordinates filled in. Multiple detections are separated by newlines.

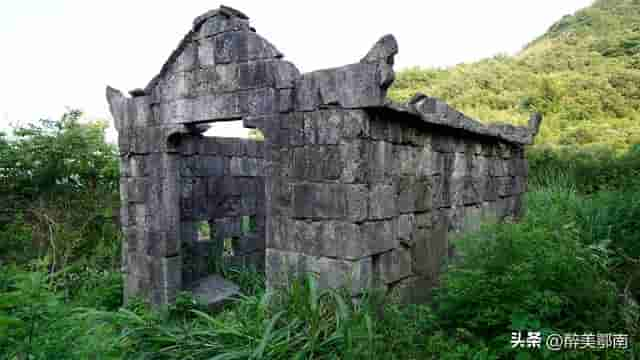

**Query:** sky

left=0, top=0, right=594, bottom=140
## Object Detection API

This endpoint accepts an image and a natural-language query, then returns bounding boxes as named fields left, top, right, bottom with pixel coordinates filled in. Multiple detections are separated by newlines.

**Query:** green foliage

left=389, top=0, right=640, bottom=151
left=0, top=110, right=118, bottom=200
left=0, top=266, right=123, bottom=359
left=0, top=110, right=121, bottom=269
left=435, top=191, right=623, bottom=357
left=528, top=144, right=640, bottom=193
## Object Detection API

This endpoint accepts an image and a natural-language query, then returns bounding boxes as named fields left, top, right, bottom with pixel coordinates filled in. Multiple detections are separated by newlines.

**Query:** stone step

left=189, top=274, right=241, bottom=308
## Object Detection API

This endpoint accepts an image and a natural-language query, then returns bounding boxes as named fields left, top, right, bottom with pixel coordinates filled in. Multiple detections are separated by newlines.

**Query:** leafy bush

left=0, top=110, right=120, bottom=270
left=528, top=144, right=640, bottom=193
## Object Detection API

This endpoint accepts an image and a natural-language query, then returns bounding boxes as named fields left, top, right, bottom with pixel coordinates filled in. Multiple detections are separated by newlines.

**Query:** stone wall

left=178, top=135, right=266, bottom=286
left=265, top=106, right=528, bottom=302
left=107, top=5, right=540, bottom=306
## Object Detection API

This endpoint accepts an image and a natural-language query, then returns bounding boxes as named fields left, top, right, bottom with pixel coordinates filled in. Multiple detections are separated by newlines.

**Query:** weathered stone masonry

left=107, top=5, right=541, bottom=306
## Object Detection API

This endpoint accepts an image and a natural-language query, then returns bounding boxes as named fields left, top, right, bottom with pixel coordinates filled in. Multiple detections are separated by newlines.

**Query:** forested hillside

left=390, top=0, right=640, bottom=150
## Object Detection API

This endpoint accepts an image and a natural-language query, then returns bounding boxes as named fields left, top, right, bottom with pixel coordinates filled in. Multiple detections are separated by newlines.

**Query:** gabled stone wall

left=107, top=5, right=540, bottom=306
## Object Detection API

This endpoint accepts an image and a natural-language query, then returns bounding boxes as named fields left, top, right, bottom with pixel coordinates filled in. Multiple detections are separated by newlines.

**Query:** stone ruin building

left=106, top=5, right=541, bottom=307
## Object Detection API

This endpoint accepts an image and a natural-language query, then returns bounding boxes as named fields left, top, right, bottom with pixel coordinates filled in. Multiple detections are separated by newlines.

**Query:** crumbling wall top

left=384, top=94, right=542, bottom=145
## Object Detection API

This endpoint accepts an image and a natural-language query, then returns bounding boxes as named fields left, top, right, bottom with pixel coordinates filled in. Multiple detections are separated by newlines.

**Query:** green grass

left=3, top=157, right=640, bottom=358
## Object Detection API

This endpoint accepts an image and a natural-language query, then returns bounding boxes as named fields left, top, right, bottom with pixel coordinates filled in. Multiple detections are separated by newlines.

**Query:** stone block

left=272, top=60, right=299, bottom=89
left=303, top=111, right=318, bottom=144
left=201, top=155, right=225, bottom=177
left=239, top=60, right=275, bottom=89
left=387, top=275, right=435, bottom=304
left=292, top=220, right=324, bottom=257
left=171, top=42, right=197, bottom=73
left=359, top=220, right=397, bottom=257
left=127, top=252, right=153, bottom=280
left=128, top=178, right=148, bottom=203
left=292, top=183, right=346, bottom=220
left=432, top=134, right=454, bottom=153
left=397, top=214, right=415, bottom=247
left=314, top=146, right=342, bottom=180
left=233, top=233, right=263, bottom=255
left=197, top=36, right=216, bottom=67
left=295, top=251, right=373, bottom=295
left=271, top=177, right=291, bottom=216
left=415, top=212, right=432, bottom=229
left=291, top=147, right=309, bottom=179
left=368, top=141, right=393, bottom=182
left=451, top=152, right=468, bottom=179
left=369, top=115, right=388, bottom=140
left=316, top=110, right=342, bottom=145
left=398, top=178, right=431, bottom=214
left=346, top=185, right=368, bottom=222
left=265, top=248, right=301, bottom=287
left=230, top=157, right=259, bottom=177
left=125, top=274, right=152, bottom=303
left=159, top=72, right=194, bottom=102
left=387, top=121, right=403, bottom=144
left=119, top=157, right=131, bottom=178
left=214, top=63, right=241, bottom=92
left=415, top=180, right=432, bottom=212
left=513, top=157, right=528, bottom=177
left=157, top=99, right=194, bottom=124
left=496, top=176, right=513, bottom=197
left=341, top=110, right=369, bottom=139
left=196, top=14, right=250, bottom=38
left=431, top=175, right=451, bottom=208
left=192, top=93, right=242, bottom=121
left=369, top=184, right=396, bottom=219
left=340, top=140, right=367, bottom=183
left=268, top=216, right=293, bottom=251
left=192, top=178, right=208, bottom=219
left=470, top=155, right=489, bottom=178
left=123, top=225, right=138, bottom=252
left=484, top=176, right=498, bottom=201
left=415, top=145, right=435, bottom=177
left=496, top=142, right=512, bottom=159
left=213, top=31, right=246, bottom=64
left=512, top=176, right=527, bottom=194
left=465, top=177, right=485, bottom=205
left=242, top=87, right=277, bottom=116
left=181, top=221, right=198, bottom=245
left=282, top=112, right=304, bottom=146
left=336, top=63, right=385, bottom=108
left=153, top=255, right=182, bottom=289
left=393, top=146, right=419, bottom=176
left=278, top=89, right=294, bottom=113
left=295, top=74, right=321, bottom=111
left=377, top=247, right=412, bottom=284
left=315, top=69, right=340, bottom=105
left=413, top=211, right=449, bottom=277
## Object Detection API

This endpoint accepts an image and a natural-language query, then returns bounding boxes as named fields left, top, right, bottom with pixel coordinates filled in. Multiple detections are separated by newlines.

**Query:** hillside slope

left=389, top=0, right=640, bottom=149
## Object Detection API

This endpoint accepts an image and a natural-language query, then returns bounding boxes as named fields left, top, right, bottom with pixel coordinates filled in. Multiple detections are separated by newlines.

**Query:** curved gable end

left=147, top=6, right=298, bottom=125
left=108, top=5, right=300, bottom=142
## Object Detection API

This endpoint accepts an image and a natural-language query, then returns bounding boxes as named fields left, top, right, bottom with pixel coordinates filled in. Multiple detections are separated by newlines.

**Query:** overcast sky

left=0, top=0, right=593, bottom=139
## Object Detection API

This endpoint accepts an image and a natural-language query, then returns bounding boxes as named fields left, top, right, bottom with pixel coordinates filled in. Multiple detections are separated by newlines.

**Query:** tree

left=0, top=110, right=118, bottom=201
